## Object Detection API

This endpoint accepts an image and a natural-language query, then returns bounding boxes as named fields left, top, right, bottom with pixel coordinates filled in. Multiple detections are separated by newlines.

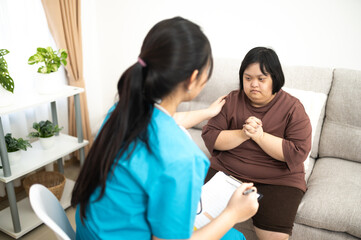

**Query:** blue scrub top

left=76, top=106, right=210, bottom=239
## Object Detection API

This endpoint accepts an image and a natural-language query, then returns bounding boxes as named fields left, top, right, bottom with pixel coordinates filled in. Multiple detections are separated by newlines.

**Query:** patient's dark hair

left=239, top=47, right=284, bottom=94
left=71, top=16, right=213, bottom=222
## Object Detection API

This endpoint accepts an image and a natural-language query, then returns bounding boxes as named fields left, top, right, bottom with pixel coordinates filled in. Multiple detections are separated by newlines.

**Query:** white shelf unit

left=0, top=86, right=88, bottom=238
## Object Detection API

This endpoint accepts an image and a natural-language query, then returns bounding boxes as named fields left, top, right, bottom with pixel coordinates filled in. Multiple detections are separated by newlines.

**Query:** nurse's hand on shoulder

left=225, top=182, right=259, bottom=223
left=206, top=95, right=227, bottom=119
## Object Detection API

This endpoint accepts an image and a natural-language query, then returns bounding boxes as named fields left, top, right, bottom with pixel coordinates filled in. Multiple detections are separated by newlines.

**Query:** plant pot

left=34, top=71, right=64, bottom=95
left=8, top=150, right=22, bottom=165
left=0, top=85, right=15, bottom=107
left=39, top=136, right=55, bottom=150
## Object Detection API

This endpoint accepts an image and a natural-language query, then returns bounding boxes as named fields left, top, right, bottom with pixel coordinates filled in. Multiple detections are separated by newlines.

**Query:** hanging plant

left=0, top=49, right=14, bottom=93
left=28, top=47, right=67, bottom=74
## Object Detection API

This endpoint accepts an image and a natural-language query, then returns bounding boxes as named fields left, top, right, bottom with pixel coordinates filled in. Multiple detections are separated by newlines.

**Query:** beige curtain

left=41, top=0, right=93, bottom=156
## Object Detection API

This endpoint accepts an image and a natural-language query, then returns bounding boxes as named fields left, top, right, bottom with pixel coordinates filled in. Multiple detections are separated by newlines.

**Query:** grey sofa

left=177, top=58, right=361, bottom=240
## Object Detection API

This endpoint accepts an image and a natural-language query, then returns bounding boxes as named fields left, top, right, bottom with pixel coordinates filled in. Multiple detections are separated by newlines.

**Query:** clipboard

left=194, top=171, right=262, bottom=229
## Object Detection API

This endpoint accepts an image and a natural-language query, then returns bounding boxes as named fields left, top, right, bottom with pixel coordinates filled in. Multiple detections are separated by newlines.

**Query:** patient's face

left=243, top=62, right=275, bottom=107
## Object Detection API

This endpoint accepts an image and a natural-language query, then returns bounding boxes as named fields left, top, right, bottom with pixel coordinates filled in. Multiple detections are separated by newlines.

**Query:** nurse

left=71, top=17, right=259, bottom=240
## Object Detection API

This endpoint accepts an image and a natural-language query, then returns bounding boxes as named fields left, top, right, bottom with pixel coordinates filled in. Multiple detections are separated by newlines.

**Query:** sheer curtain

left=0, top=0, right=68, bottom=195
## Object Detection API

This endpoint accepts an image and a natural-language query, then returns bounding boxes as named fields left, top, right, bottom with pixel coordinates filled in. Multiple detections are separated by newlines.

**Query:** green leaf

left=37, top=47, right=48, bottom=54
left=0, top=74, right=14, bottom=93
left=38, top=66, right=48, bottom=73
left=0, top=49, right=10, bottom=56
left=46, top=47, right=53, bottom=54
left=60, top=51, right=68, bottom=60
left=61, top=59, right=67, bottom=66
left=5, top=133, right=32, bottom=152
left=28, top=54, right=44, bottom=65
left=50, top=64, right=58, bottom=72
left=0, top=51, right=14, bottom=93
left=37, top=53, right=44, bottom=62
left=28, top=56, right=37, bottom=65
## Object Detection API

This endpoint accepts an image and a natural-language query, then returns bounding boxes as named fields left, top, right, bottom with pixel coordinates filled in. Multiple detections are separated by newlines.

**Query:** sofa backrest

left=319, top=68, right=361, bottom=163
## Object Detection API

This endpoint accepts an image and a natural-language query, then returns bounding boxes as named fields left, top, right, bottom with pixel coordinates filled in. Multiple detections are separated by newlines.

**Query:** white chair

left=29, top=184, right=76, bottom=240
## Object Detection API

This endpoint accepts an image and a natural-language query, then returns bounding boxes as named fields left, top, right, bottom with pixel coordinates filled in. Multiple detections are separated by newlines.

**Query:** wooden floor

left=0, top=159, right=80, bottom=239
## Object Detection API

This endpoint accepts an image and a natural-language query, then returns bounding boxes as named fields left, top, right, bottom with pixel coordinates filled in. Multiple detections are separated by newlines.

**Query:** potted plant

left=28, top=120, right=63, bottom=150
left=4, top=133, right=32, bottom=165
left=0, top=49, right=15, bottom=106
left=28, top=47, right=68, bottom=94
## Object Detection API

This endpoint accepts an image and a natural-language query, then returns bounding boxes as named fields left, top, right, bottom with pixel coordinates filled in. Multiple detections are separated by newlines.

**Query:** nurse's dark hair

left=71, top=16, right=213, bottom=222
left=239, top=47, right=284, bottom=94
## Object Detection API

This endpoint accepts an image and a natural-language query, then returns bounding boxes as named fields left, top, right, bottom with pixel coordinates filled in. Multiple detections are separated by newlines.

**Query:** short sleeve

left=282, top=102, right=312, bottom=171
left=202, top=95, right=231, bottom=155
left=147, top=155, right=208, bottom=239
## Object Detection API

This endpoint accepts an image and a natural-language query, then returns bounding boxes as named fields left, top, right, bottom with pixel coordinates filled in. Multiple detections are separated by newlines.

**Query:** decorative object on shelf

left=4, top=133, right=32, bottom=165
left=28, top=120, right=63, bottom=150
left=23, top=171, right=65, bottom=201
left=0, top=49, right=15, bottom=107
left=28, top=47, right=68, bottom=94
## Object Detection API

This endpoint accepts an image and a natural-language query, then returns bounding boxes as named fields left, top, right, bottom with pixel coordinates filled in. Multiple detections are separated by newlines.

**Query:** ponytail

left=72, top=62, right=153, bottom=222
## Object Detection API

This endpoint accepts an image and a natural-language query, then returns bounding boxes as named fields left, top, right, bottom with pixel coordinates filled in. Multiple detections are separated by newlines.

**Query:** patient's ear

left=186, top=69, right=199, bottom=92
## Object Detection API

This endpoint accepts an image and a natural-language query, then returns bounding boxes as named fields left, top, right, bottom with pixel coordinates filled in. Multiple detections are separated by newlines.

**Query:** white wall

left=82, top=0, right=361, bottom=135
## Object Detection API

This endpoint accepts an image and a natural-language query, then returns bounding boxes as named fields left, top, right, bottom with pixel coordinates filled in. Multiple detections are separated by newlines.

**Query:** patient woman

left=71, top=17, right=259, bottom=240
left=202, top=47, right=312, bottom=240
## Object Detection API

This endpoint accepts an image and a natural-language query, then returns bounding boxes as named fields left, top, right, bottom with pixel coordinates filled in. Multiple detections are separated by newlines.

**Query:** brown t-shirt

left=202, top=89, right=312, bottom=192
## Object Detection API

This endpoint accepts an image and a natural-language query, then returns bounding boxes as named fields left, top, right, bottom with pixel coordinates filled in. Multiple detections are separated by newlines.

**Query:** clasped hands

left=242, top=116, right=264, bottom=142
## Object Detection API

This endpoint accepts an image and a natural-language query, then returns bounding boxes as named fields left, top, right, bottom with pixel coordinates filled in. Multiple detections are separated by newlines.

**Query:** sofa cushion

left=283, top=66, right=333, bottom=158
left=292, top=223, right=360, bottom=240
left=319, top=68, right=361, bottom=163
left=283, top=87, right=328, bottom=160
left=295, top=158, right=361, bottom=238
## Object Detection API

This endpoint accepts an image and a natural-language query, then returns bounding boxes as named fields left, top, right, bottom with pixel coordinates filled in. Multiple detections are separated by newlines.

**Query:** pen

left=243, top=188, right=255, bottom=195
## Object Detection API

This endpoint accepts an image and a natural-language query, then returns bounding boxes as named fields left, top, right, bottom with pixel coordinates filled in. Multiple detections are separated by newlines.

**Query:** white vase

left=39, top=135, right=55, bottom=150
left=34, top=71, right=64, bottom=95
left=0, top=85, right=15, bottom=107
left=8, top=150, right=22, bottom=165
